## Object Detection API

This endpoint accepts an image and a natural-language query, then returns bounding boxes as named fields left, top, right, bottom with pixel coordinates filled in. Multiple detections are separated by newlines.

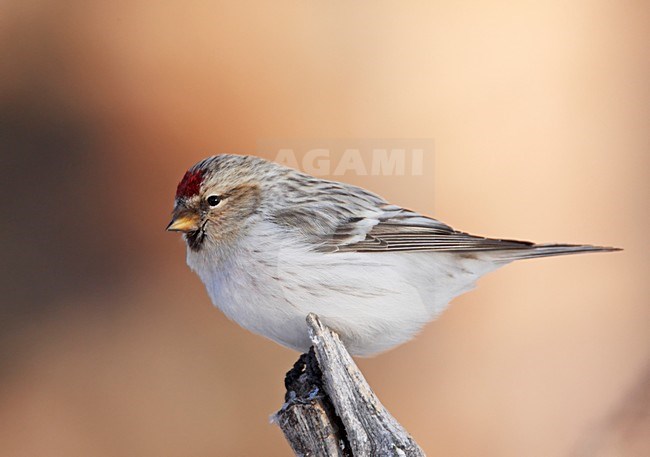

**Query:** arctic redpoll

left=167, top=154, right=618, bottom=356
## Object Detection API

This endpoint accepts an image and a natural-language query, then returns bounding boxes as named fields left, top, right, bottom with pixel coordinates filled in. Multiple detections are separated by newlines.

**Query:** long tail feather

left=495, top=243, right=621, bottom=261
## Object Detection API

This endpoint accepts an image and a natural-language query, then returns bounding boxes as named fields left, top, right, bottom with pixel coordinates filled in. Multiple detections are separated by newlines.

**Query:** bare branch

left=274, top=314, right=425, bottom=456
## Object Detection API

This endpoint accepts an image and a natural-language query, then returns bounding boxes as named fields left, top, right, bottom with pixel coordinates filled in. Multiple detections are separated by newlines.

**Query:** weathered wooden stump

left=273, top=314, right=425, bottom=457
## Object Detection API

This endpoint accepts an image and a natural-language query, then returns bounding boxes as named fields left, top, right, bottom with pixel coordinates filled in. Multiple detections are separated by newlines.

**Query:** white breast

left=187, top=222, right=504, bottom=356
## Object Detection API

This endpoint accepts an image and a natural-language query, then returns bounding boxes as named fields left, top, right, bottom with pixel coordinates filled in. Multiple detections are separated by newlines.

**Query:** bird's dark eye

left=207, top=195, right=222, bottom=207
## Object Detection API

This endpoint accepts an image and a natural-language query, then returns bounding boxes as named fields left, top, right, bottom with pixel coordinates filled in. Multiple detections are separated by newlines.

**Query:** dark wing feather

left=318, top=204, right=535, bottom=253
left=268, top=176, right=618, bottom=257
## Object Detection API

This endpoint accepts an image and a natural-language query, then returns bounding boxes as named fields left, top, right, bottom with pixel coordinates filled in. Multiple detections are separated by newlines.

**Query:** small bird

left=167, top=154, right=618, bottom=356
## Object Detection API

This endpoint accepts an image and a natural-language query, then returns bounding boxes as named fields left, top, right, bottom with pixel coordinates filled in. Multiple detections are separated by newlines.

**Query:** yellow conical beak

left=166, top=212, right=200, bottom=233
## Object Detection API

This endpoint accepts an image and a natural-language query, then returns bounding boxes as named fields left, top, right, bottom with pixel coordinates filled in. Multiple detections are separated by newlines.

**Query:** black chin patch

left=185, top=230, right=206, bottom=252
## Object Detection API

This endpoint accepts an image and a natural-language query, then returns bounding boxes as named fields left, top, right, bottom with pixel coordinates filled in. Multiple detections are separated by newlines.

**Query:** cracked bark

left=273, top=314, right=425, bottom=457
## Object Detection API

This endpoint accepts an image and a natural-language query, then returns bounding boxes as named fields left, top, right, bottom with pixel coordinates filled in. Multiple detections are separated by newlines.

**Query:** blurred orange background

left=1, top=1, right=648, bottom=456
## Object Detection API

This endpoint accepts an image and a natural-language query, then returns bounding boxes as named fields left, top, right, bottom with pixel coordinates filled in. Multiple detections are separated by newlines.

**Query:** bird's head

left=167, top=155, right=276, bottom=251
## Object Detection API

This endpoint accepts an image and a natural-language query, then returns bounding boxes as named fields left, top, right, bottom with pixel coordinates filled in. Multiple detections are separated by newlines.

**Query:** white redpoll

left=167, top=154, right=618, bottom=356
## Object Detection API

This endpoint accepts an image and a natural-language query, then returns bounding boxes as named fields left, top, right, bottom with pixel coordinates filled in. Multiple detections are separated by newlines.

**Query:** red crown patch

left=176, top=169, right=204, bottom=199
